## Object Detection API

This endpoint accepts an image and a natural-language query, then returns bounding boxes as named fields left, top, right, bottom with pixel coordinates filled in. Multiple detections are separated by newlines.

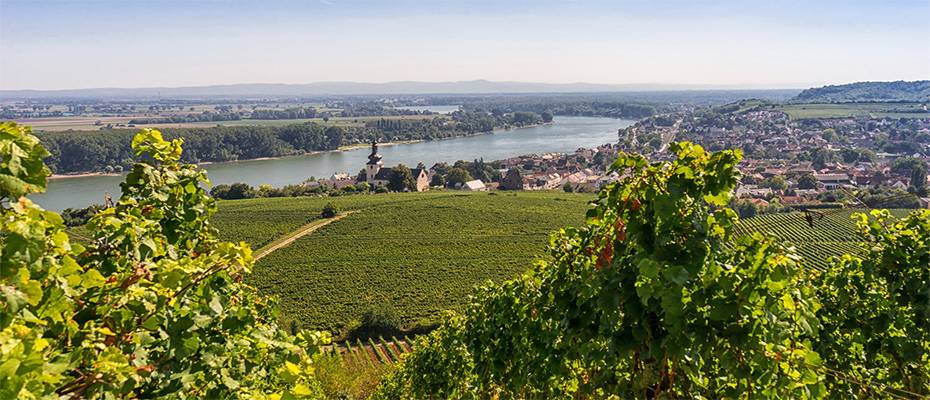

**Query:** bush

left=349, top=304, right=401, bottom=340
left=209, top=182, right=257, bottom=199
left=60, top=203, right=106, bottom=226
left=322, top=202, right=340, bottom=218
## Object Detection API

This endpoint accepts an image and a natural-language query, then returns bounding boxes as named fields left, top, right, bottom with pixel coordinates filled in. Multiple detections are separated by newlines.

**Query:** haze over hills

left=0, top=80, right=805, bottom=100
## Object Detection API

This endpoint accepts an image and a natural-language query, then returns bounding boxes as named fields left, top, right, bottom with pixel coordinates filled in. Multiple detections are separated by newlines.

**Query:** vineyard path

left=254, top=211, right=357, bottom=261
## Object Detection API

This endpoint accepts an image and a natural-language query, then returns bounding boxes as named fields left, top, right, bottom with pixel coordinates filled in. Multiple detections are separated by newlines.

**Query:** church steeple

left=365, top=139, right=383, bottom=183
left=367, top=140, right=383, bottom=166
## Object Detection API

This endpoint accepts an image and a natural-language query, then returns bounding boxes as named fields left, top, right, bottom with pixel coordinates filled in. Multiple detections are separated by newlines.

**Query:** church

left=364, top=140, right=430, bottom=192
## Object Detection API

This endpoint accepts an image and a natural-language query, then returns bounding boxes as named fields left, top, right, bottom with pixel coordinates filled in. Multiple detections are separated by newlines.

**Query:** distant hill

left=793, top=80, right=930, bottom=103
left=0, top=80, right=800, bottom=100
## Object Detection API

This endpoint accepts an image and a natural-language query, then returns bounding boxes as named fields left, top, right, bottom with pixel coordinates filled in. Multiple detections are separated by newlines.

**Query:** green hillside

left=792, top=80, right=930, bottom=103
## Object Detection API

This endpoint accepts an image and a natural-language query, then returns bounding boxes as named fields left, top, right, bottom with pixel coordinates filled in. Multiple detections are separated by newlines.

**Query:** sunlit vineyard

left=734, top=209, right=912, bottom=270
left=211, top=191, right=919, bottom=337
left=213, top=191, right=592, bottom=334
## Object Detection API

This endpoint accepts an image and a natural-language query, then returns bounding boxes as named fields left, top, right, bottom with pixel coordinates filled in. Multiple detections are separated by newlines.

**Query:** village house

left=461, top=179, right=488, bottom=191
left=813, top=173, right=852, bottom=189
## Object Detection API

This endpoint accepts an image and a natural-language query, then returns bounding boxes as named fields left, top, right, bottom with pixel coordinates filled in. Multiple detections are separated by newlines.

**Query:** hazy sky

left=1, top=0, right=928, bottom=90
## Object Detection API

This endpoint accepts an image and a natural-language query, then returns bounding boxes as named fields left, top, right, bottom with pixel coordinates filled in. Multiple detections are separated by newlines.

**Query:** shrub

left=322, top=202, right=340, bottom=218
left=349, top=304, right=401, bottom=340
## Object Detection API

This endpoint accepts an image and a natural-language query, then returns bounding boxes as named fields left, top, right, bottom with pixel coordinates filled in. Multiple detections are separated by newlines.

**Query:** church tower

left=365, top=140, right=383, bottom=183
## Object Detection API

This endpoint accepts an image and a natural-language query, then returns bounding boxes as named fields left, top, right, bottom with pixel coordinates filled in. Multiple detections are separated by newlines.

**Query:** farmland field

left=211, top=191, right=593, bottom=334
left=777, top=102, right=930, bottom=119
left=733, top=208, right=913, bottom=270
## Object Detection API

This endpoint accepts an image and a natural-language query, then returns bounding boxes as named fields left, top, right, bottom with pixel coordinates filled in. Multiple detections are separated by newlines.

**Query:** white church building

left=363, top=140, right=429, bottom=192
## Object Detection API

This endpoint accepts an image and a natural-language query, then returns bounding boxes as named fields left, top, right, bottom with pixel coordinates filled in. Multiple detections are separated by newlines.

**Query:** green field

left=733, top=208, right=914, bottom=270
left=210, top=192, right=921, bottom=336
left=777, top=102, right=930, bottom=119
left=211, top=192, right=462, bottom=249
left=211, top=191, right=593, bottom=334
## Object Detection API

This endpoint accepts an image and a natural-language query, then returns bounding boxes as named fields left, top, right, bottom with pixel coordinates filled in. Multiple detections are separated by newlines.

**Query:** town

left=202, top=100, right=930, bottom=221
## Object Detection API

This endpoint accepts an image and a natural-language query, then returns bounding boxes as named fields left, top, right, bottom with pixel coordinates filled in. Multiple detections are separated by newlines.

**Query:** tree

left=891, top=156, right=924, bottom=175
left=468, top=158, right=491, bottom=182
left=388, top=164, right=415, bottom=192
left=511, top=111, right=541, bottom=126
left=541, top=111, right=553, bottom=123
left=321, top=202, right=339, bottom=218
left=226, top=182, right=256, bottom=199
left=430, top=173, right=445, bottom=188
left=798, top=173, right=819, bottom=189
left=910, top=163, right=928, bottom=196
left=445, top=167, right=472, bottom=188
left=562, top=182, right=574, bottom=192
left=500, top=168, right=523, bottom=190
left=761, top=175, right=787, bottom=191
left=0, top=123, right=327, bottom=399
left=324, top=126, right=343, bottom=150
left=811, top=147, right=836, bottom=170
left=357, top=168, right=367, bottom=182
left=730, top=198, right=759, bottom=219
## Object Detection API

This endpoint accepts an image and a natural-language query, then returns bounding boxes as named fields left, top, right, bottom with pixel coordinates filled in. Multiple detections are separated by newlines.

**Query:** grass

left=777, top=102, right=930, bottom=119
left=210, top=191, right=593, bottom=335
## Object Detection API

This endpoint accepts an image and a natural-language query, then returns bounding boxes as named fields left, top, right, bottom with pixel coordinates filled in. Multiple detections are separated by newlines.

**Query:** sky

left=0, top=0, right=928, bottom=90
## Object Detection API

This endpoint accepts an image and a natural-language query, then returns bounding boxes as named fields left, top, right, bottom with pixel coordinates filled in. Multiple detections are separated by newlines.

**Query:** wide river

left=32, top=116, right=634, bottom=211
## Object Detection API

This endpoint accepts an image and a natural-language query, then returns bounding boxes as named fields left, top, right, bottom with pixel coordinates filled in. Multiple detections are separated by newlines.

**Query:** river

left=32, top=116, right=634, bottom=211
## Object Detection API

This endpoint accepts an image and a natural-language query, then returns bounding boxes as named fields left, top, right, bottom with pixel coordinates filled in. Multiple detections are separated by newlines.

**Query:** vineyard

left=211, top=192, right=473, bottom=248
left=734, top=208, right=912, bottom=269
left=212, top=192, right=916, bottom=336
left=212, top=191, right=592, bottom=335
left=329, top=336, right=413, bottom=366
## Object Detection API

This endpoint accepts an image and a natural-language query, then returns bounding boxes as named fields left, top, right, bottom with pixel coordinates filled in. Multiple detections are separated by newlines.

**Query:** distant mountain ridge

left=0, top=80, right=801, bottom=100
left=793, top=80, right=930, bottom=103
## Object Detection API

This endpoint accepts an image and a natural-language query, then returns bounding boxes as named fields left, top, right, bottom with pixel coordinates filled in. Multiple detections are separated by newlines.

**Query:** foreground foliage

left=376, top=142, right=930, bottom=399
left=377, top=143, right=824, bottom=398
left=1, top=122, right=328, bottom=398
left=813, top=209, right=930, bottom=397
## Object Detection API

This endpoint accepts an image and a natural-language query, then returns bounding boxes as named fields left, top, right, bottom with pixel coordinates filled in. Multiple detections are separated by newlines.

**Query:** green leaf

left=81, top=269, right=106, bottom=288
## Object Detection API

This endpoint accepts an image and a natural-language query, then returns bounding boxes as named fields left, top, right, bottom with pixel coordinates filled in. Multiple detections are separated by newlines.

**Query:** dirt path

left=253, top=211, right=356, bottom=261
